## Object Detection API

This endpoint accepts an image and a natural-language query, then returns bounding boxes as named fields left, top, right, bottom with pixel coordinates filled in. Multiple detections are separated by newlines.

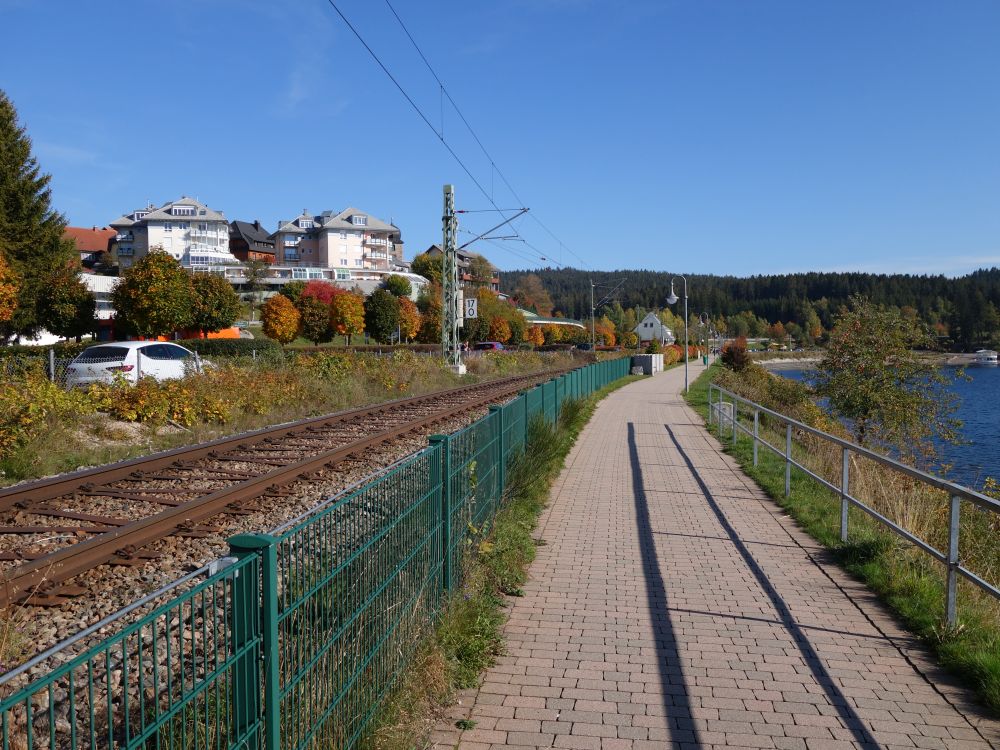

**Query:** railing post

left=784, top=423, right=792, bottom=498
left=707, top=386, right=714, bottom=427
left=429, top=435, right=452, bottom=591
left=228, top=533, right=280, bottom=750
left=731, top=396, right=738, bottom=445
left=48, top=348, right=56, bottom=382
left=946, top=495, right=961, bottom=627
left=489, top=405, right=505, bottom=499
left=753, top=409, right=759, bottom=467
left=840, top=448, right=850, bottom=543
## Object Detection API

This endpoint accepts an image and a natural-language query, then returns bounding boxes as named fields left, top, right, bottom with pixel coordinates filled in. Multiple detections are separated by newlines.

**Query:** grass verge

left=685, top=363, right=1000, bottom=716
left=361, top=374, right=645, bottom=749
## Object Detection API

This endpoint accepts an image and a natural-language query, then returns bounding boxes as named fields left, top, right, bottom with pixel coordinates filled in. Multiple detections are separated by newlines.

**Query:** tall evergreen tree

left=0, top=90, right=79, bottom=341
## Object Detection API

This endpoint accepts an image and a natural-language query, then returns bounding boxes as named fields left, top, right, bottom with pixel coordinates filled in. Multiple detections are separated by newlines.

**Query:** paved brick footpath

left=434, top=363, right=999, bottom=750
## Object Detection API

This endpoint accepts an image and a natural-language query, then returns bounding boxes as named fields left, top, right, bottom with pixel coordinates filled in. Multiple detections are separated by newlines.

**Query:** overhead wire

left=380, top=0, right=589, bottom=270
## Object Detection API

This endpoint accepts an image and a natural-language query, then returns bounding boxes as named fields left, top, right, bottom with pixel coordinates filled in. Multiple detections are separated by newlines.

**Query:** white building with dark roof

left=273, top=207, right=403, bottom=271
left=109, top=196, right=237, bottom=270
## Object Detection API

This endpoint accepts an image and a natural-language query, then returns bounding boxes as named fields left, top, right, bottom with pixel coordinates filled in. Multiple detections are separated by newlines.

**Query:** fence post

left=946, top=495, right=961, bottom=627
left=840, top=448, right=850, bottom=543
left=228, top=533, right=280, bottom=750
left=784, top=423, right=792, bottom=498
left=707, top=386, right=713, bottom=427
left=489, top=405, right=506, bottom=500
left=48, top=348, right=55, bottom=382
left=194, top=351, right=203, bottom=375
left=136, top=350, right=142, bottom=381
left=429, top=435, right=452, bottom=591
left=731, top=396, right=738, bottom=445
left=753, top=409, right=759, bottom=467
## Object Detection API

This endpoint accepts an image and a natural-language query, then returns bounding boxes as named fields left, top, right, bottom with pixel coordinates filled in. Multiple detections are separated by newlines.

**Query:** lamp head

left=666, top=283, right=678, bottom=306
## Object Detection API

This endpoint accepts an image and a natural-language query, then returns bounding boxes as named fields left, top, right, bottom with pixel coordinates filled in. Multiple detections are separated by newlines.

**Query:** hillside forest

left=501, top=268, right=1000, bottom=350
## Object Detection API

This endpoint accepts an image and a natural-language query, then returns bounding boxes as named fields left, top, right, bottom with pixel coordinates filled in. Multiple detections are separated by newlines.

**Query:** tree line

left=501, top=267, right=1000, bottom=349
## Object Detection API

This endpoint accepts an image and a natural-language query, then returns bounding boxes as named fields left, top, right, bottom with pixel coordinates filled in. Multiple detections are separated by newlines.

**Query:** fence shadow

left=663, top=423, right=881, bottom=747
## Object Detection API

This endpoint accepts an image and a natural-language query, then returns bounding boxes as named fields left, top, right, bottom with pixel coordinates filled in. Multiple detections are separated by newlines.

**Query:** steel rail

left=0, top=372, right=549, bottom=511
left=0, top=369, right=569, bottom=606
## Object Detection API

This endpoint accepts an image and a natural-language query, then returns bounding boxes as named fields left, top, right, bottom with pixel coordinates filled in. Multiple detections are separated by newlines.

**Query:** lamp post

left=667, top=276, right=688, bottom=393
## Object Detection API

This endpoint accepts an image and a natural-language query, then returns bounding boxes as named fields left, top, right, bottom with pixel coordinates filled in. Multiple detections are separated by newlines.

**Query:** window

left=179, top=222, right=189, bottom=230
left=351, top=215, right=367, bottom=226
left=198, top=223, right=208, bottom=232
left=164, top=223, right=173, bottom=231
left=171, top=205, right=195, bottom=216
left=292, top=268, right=308, bottom=279
left=341, top=259, right=348, bottom=266
left=299, top=219, right=313, bottom=229
left=340, top=230, right=347, bottom=239
left=335, top=269, right=351, bottom=280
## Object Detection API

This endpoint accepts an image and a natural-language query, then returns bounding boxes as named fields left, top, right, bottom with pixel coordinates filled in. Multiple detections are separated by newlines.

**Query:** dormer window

left=132, top=211, right=149, bottom=221
left=351, top=215, right=367, bottom=226
left=171, top=205, right=195, bottom=216
left=299, top=219, right=314, bottom=229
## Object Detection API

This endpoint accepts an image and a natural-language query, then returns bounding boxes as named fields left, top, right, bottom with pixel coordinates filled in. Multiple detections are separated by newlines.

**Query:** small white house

left=633, top=312, right=675, bottom=345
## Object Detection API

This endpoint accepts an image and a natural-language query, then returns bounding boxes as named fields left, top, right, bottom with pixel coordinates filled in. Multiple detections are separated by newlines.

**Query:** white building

left=273, top=207, right=403, bottom=271
left=633, top=312, right=675, bottom=345
left=110, top=196, right=238, bottom=270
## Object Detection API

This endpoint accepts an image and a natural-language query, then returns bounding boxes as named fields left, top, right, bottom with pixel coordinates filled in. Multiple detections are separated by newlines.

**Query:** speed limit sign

left=465, top=298, right=478, bottom=319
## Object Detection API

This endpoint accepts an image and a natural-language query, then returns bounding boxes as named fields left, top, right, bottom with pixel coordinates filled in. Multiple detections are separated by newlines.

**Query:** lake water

left=775, top=365, right=1000, bottom=491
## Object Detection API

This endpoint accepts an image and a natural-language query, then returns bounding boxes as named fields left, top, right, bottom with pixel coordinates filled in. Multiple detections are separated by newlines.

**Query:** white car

left=65, top=341, right=202, bottom=387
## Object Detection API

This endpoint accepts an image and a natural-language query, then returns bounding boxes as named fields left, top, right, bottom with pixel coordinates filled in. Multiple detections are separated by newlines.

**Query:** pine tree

left=0, top=90, right=79, bottom=340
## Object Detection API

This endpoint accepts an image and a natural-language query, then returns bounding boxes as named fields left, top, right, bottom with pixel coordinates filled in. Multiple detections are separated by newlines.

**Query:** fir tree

left=0, top=90, right=79, bottom=340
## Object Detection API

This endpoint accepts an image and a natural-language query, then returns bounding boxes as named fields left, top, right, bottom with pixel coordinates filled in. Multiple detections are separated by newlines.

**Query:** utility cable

left=382, top=0, right=591, bottom=270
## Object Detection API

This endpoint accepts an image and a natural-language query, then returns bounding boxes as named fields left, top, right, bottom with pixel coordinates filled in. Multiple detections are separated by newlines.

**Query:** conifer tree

left=0, top=90, right=79, bottom=340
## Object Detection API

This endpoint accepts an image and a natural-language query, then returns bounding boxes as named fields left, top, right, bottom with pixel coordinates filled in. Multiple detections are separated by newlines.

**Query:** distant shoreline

left=755, top=352, right=983, bottom=369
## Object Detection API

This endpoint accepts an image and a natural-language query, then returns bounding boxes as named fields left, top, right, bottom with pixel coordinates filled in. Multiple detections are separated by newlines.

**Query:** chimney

left=254, top=219, right=261, bottom=231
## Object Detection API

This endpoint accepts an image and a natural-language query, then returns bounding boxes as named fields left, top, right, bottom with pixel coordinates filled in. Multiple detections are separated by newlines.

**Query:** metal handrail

left=708, top=382, right=1000, bottom=626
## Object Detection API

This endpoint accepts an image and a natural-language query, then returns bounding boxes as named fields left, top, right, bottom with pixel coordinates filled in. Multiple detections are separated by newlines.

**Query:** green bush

left=179, top=337, right=283, bottom=360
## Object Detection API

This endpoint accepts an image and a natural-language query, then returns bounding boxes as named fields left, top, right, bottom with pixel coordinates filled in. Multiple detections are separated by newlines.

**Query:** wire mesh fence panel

left=273, top=447, right=443, bottom=750
left=0, top=555, right=262, bottom=750
left=445, top=412, right=502, bottom=590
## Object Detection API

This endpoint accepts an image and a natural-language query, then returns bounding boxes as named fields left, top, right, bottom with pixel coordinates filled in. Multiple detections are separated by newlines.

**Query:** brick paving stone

left=439, top=363, right=1000, bottom=750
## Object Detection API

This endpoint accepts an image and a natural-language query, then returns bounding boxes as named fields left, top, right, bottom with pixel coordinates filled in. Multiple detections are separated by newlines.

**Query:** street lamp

left=666, top=276, right=688, bottom=393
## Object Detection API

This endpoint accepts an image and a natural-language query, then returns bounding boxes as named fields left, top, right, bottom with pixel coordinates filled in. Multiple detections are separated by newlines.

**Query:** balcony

left=362, top=236, right=389, bottom=248
left=283, top=253, right=300, bottom=261
left=365, top=251, right=390, bottom=260
left=283, top=238, right=300, bottom=247
left=115, top=233, right=134, bottom=242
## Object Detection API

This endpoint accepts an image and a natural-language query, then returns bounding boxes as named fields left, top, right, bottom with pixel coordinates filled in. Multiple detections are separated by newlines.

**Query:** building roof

left=230, top=219, right=275, bottom=248
left=110, top=197, right=225, bottom=227
left=276, top=207, right=401, bottom=236
left=142, top=196, right=226, bottom=222
left=64, top=226, right=115, bottom=253
left=519, top=309, right=585, bottom=328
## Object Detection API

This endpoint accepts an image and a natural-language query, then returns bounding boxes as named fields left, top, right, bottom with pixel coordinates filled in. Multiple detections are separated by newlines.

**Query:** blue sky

left=1, top=0, right=998, bottom=277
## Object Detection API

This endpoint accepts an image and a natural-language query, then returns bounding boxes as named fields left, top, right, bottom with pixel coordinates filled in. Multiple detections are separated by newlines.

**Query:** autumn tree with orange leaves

left=329, top=290, right=365, bottom=344
left=261, top=294, right=300, bottom=345
left=398, top=296, right=422, bottom=342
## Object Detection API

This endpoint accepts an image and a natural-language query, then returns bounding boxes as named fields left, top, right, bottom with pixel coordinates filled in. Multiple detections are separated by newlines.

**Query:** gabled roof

left=230, top=220, right=275, bottom=248
left=318, top=206, right=398, bottom=233
left=141, top=196, right=226, bottom=222
left=64, top=226, right=115, bottom=253
left=276, top=207, right=401, bottom=235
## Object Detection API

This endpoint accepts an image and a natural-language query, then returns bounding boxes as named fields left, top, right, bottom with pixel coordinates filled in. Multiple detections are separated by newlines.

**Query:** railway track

left=0, top=369, right=567, bottom=609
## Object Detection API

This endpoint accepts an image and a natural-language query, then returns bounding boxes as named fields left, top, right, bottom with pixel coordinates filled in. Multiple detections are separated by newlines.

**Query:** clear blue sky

left=2, top=0, right=998, bottom=277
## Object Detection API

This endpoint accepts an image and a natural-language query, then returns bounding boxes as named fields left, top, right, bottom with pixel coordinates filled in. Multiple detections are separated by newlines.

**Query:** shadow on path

left=664, top=423, right=881, bottom=747
left=627, top=423, right=700, bottom=746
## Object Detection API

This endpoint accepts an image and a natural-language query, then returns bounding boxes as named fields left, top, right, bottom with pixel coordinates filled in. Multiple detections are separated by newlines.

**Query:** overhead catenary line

left=324, top=0, right=559, bottom=269
left=381, top=0, right=590, bottom=270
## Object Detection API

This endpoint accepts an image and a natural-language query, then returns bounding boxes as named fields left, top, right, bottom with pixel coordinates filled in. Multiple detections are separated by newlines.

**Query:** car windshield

left=74, top=346, right=130, bottom=362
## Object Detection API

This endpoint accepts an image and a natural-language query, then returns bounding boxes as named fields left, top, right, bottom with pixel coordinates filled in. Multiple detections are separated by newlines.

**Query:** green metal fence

left=1, top=358, right=631, bottom=750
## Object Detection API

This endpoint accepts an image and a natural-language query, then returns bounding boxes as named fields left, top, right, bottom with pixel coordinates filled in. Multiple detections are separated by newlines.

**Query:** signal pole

left=442, top=184, right=465, bottom=373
